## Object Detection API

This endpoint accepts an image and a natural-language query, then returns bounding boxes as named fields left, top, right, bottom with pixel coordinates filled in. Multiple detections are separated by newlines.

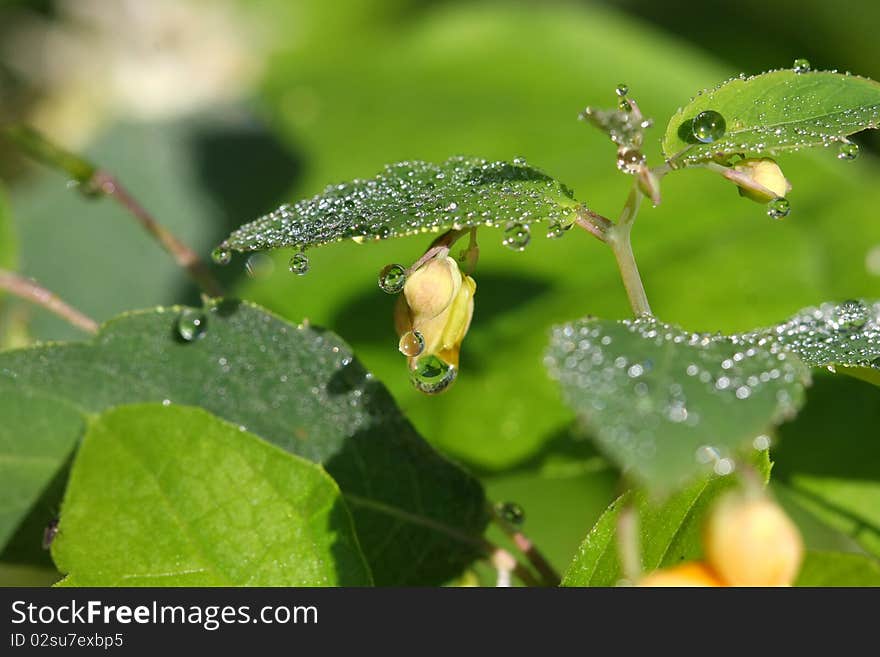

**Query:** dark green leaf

left=0, top=381, right=83, bottom=550
left=54, top=404, right=371, bottom=586
left=216, top=157, right=579, bottom=253
left=562, top=451, right=772, bottom=586
left=0, top=301, right=488, bottom=585
left=663, top=70, right=880, bottom=166
left=796, top=551, right=880, bottom=586
left=546, top=316, right=808, bottom=489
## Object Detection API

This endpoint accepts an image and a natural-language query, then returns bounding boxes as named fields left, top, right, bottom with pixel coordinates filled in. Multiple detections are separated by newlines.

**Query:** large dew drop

left=691, top=110, right=726, bottom=144
left=176, top=309, right=207, bottom=342
left=767, top=197, right=791, bottom=219
left=410, top=354, right=457, bottom=394
left=502, top=222, right=531, bottom=251
left=837, top=141, right=860, bottom=160
left=398, top=330, right=425, bottom=357
left=793, top=58, right=811, bottom=74
left=211, top=247, right=231, bottom=266
left=288, top=252, right=310, bottom=275
left=378, top=263, right=407, bottom=294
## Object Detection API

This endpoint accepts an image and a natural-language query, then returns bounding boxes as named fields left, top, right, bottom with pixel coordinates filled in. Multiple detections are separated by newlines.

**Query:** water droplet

left=618, top=98, right=632, bottom=112
left=767, top=197, right=791, bottom=219
left=615, top=83, right=629, bottom=97
left=398, top=330, right=425, bottom=357
left=872, top=356, right=880, bottom=370
left=378, top=264, right=407, bottom=294
left=793, top=58, right=811, bottom=74
left=692, top=110, right=726, bottom=143
left=410, top=354, right=457, bottom=394
left=245, top=253, right=274, bottom=279
left=288, top=252, right=310, bottom=275
left=177, top=309, right=207, bottom=342
left=837, top=141, right=860, bottom=160
left=502, top=223, right=531, bottom=251
left=211, top=247, right=231, bottom=265
left=752, top=434, right=771, bottom=451
left=546, top=221, right=569, bottom=239
left=497, top=502, right=525, bottom=526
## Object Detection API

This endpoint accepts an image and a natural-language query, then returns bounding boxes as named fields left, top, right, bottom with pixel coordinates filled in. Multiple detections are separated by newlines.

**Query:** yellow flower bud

left=394, top=254, right=476, bottom=393
left=730, top=158, right=792, bottom=203
left=704, top=492, right=804, bottom=586
left=638, top=562, right=725, bottom=587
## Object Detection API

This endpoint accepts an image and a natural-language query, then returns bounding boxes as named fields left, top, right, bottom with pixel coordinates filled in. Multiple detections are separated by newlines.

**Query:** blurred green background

left=1, top=0, right=878, bottom=584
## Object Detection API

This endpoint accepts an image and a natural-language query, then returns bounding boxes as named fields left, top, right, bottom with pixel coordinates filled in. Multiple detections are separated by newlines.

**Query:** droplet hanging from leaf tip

left=176, top=309, right=206, bottom=342
left=502, top=222, right=531, bottom=251
left=378, top=264, right=407, bottom=294
left=837, top=141, right=860, bottom=160
left=211, top=247, right=231, bottom=266
left=288, top=252, right=310, bottom=275
left=692, top=110, right=726, bottom=143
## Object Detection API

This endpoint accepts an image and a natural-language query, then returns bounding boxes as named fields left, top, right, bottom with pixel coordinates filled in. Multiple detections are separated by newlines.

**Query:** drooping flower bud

left=703, top=491, right=804, bottom=586
left=727, top=158, right=792, bottom=203
left=394, top=254, right=476, bottom=394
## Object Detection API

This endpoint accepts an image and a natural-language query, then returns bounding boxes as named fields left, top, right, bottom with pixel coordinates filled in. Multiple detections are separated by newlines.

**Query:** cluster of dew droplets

left=545, top=316, right=808, bottom=477
left=579, top=84, right=652, bottom=175
left=743, top=299, right=880, bottom=370
left=213, top=157, right=576, bottom=255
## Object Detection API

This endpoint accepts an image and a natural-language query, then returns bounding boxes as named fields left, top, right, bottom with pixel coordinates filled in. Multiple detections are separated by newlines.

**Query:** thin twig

left=607, top=183, right=652, bottom=316
left=490, top=505, right=561, bottom=586
left=0, top=269, right=98, bottom=334
left=573, top=205, right=612, bottom=242
left=3, top=125, right=225, bottom=298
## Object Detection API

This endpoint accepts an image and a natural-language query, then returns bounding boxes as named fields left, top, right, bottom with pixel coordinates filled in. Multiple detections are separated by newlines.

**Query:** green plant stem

left=4, top=125, right=225, bottom=299
left=0, top=268, right=99, bottom=334
left=607, top=184, right=652, bottom=316
left=490, top=506, right=561, bottom=586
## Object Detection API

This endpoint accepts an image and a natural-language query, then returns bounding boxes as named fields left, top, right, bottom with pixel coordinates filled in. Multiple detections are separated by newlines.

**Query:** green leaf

left=53, top=404, right=371, bottom=586
left=216, top=157, right=580, bottom=254
left=0, top=184, right=16, bottom=272
left=749, top=299, right=880, bottom=380
left=0, top=301, right=488, bottom=585
left=0, top=381, right=83, bottom=550
left=796, top=551, right=880, bottom=586
left=546, top=315, right=808, bottom=489
left=662, top=69, right=880, bottom=166
left=562, top=451, right=772, bottom=586
left=773, top=374, right=880, bottom=558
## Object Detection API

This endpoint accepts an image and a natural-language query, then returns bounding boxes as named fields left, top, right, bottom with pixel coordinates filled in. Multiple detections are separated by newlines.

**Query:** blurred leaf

left=546, top=315, right=807, bottom=489
left=217, top=157, right=579, bottom=254
left=796, top=551, right=880, bottom=586
left=562, top=451, right=772, bottom=586
left=747, top=300, right=880, bottom=381
left=773, top=374, right=880, bottom=558
left=245, top=3, right=880, bottom=472
left=0, top=381, right=83, bottom=550
left=54, top=404, right=371, bottom=586
left=0, top=301, right=488, bottom=585
left=10, top=116, right=299, bottom=341
left=662, top=70, right=880, bottom=166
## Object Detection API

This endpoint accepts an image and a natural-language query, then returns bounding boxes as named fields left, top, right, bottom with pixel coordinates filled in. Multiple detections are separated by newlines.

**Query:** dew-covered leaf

left=53, top=404, right=371, bottom=586
left=662, top=69, right=880, bottom=166
left=0, top=301, right=488, bottom=585
left=562, top=451, right=772, bottom=586
left=745, top=300, right=880, bottom=382
left=546, top=316, right=809, bottom=489
left=215, top=157, right=580, bottom=255
left=0, top=381, right=84, bottom=551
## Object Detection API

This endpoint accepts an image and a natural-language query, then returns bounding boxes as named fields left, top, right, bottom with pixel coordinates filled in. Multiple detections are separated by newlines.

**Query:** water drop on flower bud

left=398, top=330, right=425, bottom=357
left=410, top=354, right=457, bottom=394
left=502, top=223, right=531, bottom=251
left=378, top=264, right=407, bottom=294
left=838, top=142, right=860, bottom=160
left=497, top=502, right=526, bottom=526
left=692, top=110, right=726, bottom=143
left=704, top=492, right=804, bottom=586
left=211, top=247, right=231, bottom=265
left=176, top=308, right=207, bottom=342
left=288, top=252, right=310, bottom=275
left=767, top=196, right=791, bottom=219
left=793, top=58, right=811, bottom=73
